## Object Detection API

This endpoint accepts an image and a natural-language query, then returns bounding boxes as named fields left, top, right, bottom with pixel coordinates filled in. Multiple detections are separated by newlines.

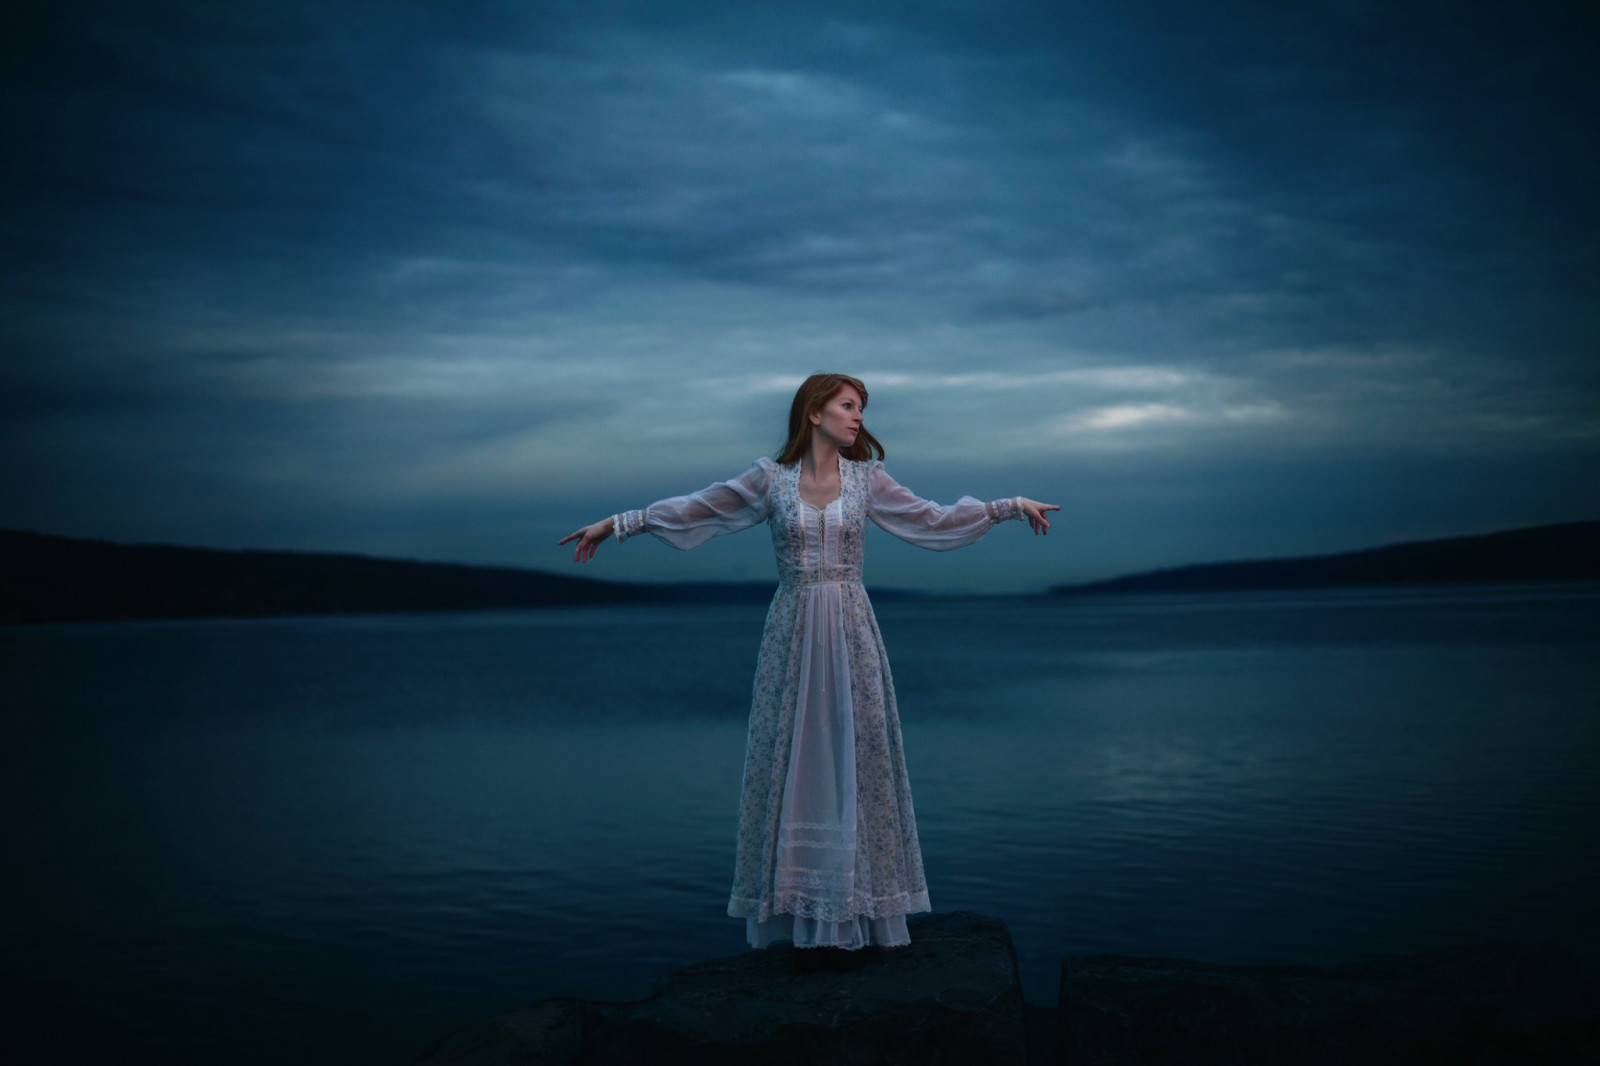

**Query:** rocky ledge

left=417, top=912, right=1028, bottom=1065
left=1060, top=940, right=1599, bottom=1065
left=417, top=912, right=1597, bottom=1065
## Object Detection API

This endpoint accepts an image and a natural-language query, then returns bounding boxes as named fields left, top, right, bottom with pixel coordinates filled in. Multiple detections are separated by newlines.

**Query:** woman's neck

left=803, top=437, right=841, bottom=477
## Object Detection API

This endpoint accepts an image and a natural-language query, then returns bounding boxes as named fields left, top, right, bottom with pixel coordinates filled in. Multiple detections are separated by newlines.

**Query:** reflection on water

left=3, top=583, right=1597, bottom=1064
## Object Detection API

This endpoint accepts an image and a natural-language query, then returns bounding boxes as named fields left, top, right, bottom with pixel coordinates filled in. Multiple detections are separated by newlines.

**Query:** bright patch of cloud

left=1076, top=403, right=1193, bottom=431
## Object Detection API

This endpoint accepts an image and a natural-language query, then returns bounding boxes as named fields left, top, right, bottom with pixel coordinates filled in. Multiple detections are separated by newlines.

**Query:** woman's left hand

left=558, top=516, right=616, bottom=563
left=1019, top=498, right=1061, bottom=534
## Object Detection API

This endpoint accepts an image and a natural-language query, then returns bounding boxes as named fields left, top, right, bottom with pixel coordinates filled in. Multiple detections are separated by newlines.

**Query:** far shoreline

left=2, top=521, right=1595, bottom=626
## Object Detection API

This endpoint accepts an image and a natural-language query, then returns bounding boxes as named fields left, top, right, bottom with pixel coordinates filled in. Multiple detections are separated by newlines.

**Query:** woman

left=561, top=373, right=1059, bottom=970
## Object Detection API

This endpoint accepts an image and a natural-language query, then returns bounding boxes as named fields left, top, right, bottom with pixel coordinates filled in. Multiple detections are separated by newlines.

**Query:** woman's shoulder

left=842, top=457, right=884, bottom=495
left=751, top=456, right=789, bottom=487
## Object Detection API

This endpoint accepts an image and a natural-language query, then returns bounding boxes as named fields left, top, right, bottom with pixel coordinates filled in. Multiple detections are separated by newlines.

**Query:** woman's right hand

left=558, top=517, right=615, bottom=563
left=1019, top=498, right=1061, bottom=534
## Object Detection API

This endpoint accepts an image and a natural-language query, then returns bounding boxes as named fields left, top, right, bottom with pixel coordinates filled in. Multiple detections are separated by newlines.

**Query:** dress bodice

left=769, top=458, right=869, bottom=575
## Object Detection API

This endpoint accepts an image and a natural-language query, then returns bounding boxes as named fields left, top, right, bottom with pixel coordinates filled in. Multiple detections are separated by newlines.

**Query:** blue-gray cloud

left=1, top=0, right=1595, bottom=590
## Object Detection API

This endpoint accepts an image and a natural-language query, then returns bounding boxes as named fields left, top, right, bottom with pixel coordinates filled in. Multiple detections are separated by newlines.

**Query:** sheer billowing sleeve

left=866, top=462, right=1022, bottom=551
left=612, top=457, right=776, bottom=550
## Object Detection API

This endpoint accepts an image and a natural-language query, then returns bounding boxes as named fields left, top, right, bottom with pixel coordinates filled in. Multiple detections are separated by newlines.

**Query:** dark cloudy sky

left=3, top=0, right=1595, bottom=590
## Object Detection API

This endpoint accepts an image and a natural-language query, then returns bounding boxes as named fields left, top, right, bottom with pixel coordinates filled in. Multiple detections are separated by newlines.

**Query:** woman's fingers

left=561, top=520, right=613, bottom=562
left=562, top=526, right=601, bottom=562
left=1022, top=500, right=1061, bottom=534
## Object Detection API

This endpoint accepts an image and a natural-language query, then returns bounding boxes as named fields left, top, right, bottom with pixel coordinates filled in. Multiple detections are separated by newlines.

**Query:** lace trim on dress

left=984, top=497, right=1023, bottom=524
left=769, top=890, right=931, bottom=923
left=776, top=563, right=863, bottom=585
left=777, top=864, right=858, bottom=884
left=612, top=509, right=647, bottom=543
left=728, top=888, right=933, bottom=923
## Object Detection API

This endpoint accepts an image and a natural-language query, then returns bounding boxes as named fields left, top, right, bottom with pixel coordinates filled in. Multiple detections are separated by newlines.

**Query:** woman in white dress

left=561, top=373, right=1059, bottom=970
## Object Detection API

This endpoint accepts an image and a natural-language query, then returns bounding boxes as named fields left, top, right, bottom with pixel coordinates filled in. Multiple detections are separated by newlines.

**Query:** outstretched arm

left=867, top=464, right=1060, bottom=550
left=558, top=458, right=776, bottom=564
left=559, top=517, right=615, bottom=564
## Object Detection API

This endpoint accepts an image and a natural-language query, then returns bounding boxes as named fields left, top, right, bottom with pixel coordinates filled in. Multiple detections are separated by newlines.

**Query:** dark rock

left=1023, top=1002, right=1059, bottom=1066
left=1058, top=940, right=1600, bottom=1065
left=417, top=911, right=1030, bottom=1065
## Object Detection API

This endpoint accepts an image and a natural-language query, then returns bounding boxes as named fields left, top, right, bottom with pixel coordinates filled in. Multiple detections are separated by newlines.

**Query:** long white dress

left=613, top=455, right=1021, bottom=950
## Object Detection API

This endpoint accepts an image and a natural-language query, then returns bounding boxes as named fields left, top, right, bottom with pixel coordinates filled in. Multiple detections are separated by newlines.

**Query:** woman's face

left=810, top=386, right=864, bottom=451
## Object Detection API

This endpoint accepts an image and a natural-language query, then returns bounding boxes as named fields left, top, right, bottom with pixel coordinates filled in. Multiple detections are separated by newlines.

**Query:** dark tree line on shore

left=3, top=520, right=1596, bottom=625
left=0, top=529, right=776, bottom=624
left=1049, top=521, right=1599, bottom=596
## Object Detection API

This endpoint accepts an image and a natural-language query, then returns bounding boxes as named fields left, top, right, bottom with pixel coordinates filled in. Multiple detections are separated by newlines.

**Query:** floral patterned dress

left=613, top=455, right=1021, bottom=949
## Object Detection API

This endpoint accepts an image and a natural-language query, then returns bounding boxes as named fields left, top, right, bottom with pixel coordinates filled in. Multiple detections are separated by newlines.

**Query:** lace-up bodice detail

left=771, top=458, right=871, bottom=583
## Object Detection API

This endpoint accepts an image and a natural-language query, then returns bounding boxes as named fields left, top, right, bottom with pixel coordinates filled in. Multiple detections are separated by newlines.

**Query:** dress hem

left=728, top=890, right=931, bottom=922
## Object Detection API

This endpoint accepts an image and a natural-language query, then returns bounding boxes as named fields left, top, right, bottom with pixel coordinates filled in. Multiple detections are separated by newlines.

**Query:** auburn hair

left=776, top=373, right=886, bottom=465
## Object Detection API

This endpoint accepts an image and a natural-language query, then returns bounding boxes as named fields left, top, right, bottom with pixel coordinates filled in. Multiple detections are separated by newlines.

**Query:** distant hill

left=6, top=520, right=1595, bottom=625
left=0, top=529, right=782, bottom=625
left=1051, top=521, right=1600, bottom=596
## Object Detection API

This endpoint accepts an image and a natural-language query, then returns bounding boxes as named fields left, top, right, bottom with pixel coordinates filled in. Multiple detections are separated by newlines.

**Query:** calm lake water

left=3, top=583, right=1598, bottom=1064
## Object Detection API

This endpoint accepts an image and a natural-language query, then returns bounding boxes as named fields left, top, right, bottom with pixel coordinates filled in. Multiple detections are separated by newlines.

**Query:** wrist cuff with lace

left=985, top=497, right=1024, bottom=524
left=612, top=509, right=647, bottom=543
